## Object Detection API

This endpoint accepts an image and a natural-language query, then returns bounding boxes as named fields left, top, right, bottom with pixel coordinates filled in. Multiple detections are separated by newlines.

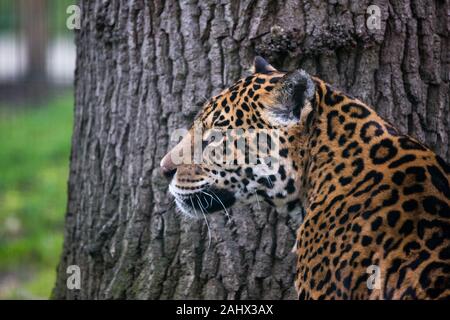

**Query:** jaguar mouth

left=172, top=186, right=236, bottom=215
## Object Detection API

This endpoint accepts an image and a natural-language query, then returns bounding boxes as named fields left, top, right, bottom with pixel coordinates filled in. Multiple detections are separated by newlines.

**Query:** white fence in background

left=0, top=34, right=75, bottom=85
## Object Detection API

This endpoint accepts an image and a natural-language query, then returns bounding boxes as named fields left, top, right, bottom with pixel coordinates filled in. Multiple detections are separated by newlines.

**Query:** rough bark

left=53, top=0, right=449, bottom=299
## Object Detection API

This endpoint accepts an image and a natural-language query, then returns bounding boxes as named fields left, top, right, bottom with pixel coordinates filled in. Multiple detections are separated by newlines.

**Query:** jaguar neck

left=299, top=78, right=379, bottom=211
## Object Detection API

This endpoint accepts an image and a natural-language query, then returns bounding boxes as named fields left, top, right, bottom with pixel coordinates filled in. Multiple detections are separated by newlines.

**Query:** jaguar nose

left=160, top=153, right=177, bottom=179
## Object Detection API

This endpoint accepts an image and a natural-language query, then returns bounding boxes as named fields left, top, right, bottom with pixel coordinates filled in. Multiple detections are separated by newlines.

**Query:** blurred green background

left=0, top=0, right=75, bottom=299
left=0, top=95, right=72, bottom=299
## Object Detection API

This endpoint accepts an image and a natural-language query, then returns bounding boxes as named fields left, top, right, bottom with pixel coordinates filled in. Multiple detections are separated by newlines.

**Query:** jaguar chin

left=169, top=183, right=236, bottom=217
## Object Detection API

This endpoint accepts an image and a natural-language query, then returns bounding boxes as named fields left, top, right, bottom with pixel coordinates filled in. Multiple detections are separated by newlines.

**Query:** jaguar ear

left=272, top=69, right=316, bottom=123
left=253, top=56, right=277, bottom=74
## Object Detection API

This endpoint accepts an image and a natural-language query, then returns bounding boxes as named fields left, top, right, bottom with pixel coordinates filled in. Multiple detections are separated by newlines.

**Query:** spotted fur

left=160, top=57, right=450, bottom=300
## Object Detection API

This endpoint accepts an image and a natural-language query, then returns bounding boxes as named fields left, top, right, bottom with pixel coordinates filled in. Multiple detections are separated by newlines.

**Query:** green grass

left=0, top=94, right=73, bottom=299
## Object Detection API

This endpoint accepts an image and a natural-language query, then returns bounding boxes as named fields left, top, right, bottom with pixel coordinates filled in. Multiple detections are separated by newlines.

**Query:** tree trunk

left=53, top=0, right=449, bottom=299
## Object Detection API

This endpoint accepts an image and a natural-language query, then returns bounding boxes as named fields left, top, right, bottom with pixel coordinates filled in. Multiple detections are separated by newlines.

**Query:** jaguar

left=160, top=56, right=450, bottom=299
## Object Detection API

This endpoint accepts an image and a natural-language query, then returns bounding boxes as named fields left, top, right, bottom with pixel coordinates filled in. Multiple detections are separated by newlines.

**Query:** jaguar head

left=160, top=57, right=316, bottom=217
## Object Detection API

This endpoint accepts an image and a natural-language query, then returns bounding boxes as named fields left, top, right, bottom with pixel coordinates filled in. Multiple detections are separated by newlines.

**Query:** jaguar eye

left=202, top=135, right=214, bottom=149
left=208, top=135, right=217, bottom=144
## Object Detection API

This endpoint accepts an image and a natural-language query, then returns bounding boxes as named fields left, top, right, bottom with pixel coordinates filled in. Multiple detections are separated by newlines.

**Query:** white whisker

left=189, top=196, right=200, bottom=219
left=265, top=176, right=273, bottom=188
left=206, top=189, right=232, bottom=223
left=254, top=191, right=261, bottom=210
left=201, top=191, right=216, bottom=209
left=200, top=194, right=210, bottom=209
left=196, top=195, right=212, bottom=250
